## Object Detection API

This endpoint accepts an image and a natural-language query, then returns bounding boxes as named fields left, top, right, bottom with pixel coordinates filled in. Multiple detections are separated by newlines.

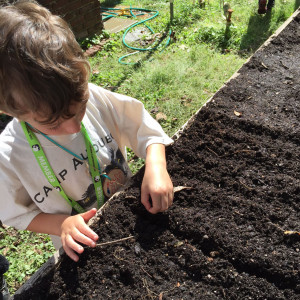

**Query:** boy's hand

left=27, top=209, right=99, bottom=262
left=60, top=208, right=99, bottom=262
left=141, top=144, right=173, bottom=214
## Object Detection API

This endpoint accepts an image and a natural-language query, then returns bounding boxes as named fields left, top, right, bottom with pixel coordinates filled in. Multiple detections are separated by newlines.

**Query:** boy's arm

left=26, top=209, right=99, bottom=261
left=141, top=143, right=174, bottom=214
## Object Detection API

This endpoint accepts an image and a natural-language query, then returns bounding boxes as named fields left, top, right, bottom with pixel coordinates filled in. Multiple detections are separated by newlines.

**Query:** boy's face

left=20, top=101, right=87, bottom=135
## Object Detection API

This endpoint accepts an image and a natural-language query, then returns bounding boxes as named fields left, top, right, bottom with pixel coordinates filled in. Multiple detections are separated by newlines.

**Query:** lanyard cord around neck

left=20, top=121, right=105, bottom=213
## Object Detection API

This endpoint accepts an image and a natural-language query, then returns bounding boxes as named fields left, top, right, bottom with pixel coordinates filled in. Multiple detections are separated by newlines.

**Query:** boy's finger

left=65, top=247, right=79, bottom=262
left=148, top=196, right=162, bottom=214
left=168, top=192, right=174, bottom=207
left=65, top=234, right=85, bottom=253
left=153, top=198, right=166, bottom=212
left=77, top=222, right=99, bottom=241
left=63, top=239, right=81, bottom=262
left=80, top=208, right=97, bottom=222
left=161, top=195, right=169, bottom=211
left=69, top=225, right=98, bottom=246
left=77, top=223, right=99, bottom=243
left=141, top=192, right=152, bottom=211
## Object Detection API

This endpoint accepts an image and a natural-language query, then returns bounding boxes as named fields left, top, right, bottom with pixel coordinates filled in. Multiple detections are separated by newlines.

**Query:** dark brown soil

left=12, top=10, right=300, bottom=300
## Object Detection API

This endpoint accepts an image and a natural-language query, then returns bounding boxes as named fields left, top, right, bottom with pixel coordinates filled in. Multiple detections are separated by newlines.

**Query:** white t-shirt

left=0, top=83, right=173, bottom=248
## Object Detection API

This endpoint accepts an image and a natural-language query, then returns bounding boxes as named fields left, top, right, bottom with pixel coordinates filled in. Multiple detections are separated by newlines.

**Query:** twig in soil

left=173, top=186, right=193, bottom=193
left=142, top=278, right=158, bottom=300
left=95, top=235, right=135, bottom=247
left=141, top=266, right=153, bottom=278
left=267, top=221, right=284, bottom=232
left=280, top=60, right=289, bottom=69
left=113, top=246, right=134, bottom=264
left=113, top=246, right=126, bottom=261
left=284, top=230, right=300, bottom=236
left=205, top=146, right=219, bottom=157
left=222, top=288, right=226, bottom=298
left=266, top=222, right=300, bottom=237
left=234, top=210, right=244, bottom=216
left=238, top=178, right=254, bottom=190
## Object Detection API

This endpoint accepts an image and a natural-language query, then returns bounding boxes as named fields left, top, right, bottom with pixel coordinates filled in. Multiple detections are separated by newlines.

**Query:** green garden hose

left=101, top=6, right=172, bottom=65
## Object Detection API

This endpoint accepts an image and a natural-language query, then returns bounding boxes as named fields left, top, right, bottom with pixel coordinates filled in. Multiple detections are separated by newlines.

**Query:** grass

left=89, top=0, right=298, bottom=137
left=0, top=0, right=298, bottom=295
left=0, top=226, right=55, bottom=292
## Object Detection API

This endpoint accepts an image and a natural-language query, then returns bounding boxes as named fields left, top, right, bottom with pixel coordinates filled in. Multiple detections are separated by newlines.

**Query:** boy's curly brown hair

left=0, top=1, right=91, bottom=124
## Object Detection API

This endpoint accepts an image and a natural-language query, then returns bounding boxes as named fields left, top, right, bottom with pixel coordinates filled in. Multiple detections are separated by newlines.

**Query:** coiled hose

left=101, top=6, right=172, bottom=65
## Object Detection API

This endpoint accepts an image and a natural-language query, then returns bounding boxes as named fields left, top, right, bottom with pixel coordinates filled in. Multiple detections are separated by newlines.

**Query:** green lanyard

left=20, top=121, right=105, bottom=214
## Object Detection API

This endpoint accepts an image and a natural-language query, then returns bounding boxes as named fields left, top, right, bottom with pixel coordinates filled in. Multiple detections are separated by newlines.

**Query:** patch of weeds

left=127, top=148, right=145, bottom=174
left=0, top=227, right=55, bottom=293
left=172, top=1, right=204, bottom=28
left=102, top=38, right=120, bottom=53
left=90, top=65, right=134, bottom=89
left=196, top=24, right=244, bottom=53
left=78, top=31, right=110, bottom=50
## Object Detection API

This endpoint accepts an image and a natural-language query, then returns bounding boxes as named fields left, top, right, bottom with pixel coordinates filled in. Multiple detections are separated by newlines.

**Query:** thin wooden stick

left=95, top=235, right=135, bottom=247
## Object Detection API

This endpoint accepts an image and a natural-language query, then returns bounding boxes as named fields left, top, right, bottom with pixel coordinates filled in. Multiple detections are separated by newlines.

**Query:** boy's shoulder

left=87, top=82, right=137, bottom=105
left=88, top=82, right=117, bottom=99
left=0, top=118, right=24, bottom=143
left=87, top=83, right=107, bottom=104
left=0, top=119, right=22, bottom=162
left=88, top=82, right=106, bottom=95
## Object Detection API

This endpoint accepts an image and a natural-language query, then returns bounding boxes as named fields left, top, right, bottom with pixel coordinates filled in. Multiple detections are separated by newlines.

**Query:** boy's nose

left=63, top=118, right=81, bottom=134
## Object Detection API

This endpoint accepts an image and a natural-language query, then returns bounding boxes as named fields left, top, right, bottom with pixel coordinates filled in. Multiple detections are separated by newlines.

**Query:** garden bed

left=12, top=8, right=300, bottom=300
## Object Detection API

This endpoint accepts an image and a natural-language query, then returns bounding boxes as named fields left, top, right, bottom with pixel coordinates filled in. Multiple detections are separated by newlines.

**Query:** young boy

left=0, top=1, right=174, bottom=262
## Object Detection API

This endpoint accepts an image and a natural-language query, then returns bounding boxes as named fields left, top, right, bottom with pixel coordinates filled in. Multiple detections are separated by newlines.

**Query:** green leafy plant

left=79, top=31, right=110, bottom=50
